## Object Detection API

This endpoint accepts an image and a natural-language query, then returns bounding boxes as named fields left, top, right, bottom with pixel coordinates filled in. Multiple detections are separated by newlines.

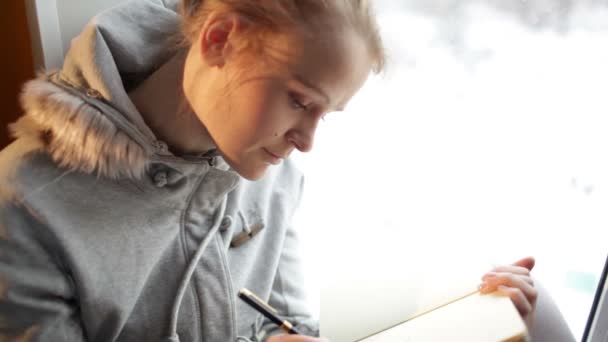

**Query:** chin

left=227, top=161, right=269, bottom=181
left=219, top=152, right=270, bottom=181
left=236, top=167, right=268, bottom=181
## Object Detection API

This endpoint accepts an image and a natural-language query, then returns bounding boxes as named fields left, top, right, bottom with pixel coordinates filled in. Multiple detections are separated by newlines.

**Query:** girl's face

left=184, top=16, right=372, bottom=180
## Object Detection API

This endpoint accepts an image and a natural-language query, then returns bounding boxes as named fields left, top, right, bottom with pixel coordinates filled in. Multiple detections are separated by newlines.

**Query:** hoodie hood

left=10, top=0, right=192, bottom=180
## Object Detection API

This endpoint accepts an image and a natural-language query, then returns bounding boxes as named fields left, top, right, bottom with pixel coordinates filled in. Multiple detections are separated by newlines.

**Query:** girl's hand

left=479, top=256, right=538, bottom=323
left=267, top=335, right=329, bottom=342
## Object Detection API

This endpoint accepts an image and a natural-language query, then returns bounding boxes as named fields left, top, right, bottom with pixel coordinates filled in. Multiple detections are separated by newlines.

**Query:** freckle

left=274, top=132, right=278, bottom=137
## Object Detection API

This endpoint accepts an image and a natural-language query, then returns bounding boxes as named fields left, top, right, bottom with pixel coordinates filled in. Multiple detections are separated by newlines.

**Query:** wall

left=0, top=1, right=35, bottom=149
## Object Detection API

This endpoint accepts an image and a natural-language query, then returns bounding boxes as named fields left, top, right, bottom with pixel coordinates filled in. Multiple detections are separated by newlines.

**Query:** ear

left=199, top=13, right=246, bottom=68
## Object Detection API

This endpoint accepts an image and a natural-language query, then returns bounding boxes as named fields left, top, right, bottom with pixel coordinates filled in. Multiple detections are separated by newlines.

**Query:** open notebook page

left=320, top=240, right=498, bottom=342
left=360, top=292, right=526, bottom=342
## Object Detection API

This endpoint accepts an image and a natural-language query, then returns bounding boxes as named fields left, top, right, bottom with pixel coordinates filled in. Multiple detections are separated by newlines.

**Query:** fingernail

left=478, top=282, right=489, bottom=293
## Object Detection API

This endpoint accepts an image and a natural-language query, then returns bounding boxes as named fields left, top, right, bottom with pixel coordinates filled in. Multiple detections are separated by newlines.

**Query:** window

left=294, top=1, right=608, bottom=339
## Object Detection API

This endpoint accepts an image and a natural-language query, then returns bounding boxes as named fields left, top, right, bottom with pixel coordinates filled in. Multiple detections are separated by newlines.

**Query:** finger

left=481, top=272, right=537, bottom=300
left=487, top=265, right=530, bottom=276
left=512, top=256, right=535, bottom=271
left=481, top=271, right=534, bottom=287
left=480, top=272, right=537, bottom=303
left=497, top=285, right=533, bottom=318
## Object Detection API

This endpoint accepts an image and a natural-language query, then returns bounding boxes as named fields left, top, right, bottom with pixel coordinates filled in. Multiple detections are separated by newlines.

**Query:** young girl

left=0, top=0, right=539, bottom=341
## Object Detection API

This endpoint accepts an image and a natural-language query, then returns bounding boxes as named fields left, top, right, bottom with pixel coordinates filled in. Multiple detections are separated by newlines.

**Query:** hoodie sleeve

left=0, top=200, right=86, bottom=341
left=260, top=175, right=320, bottom=341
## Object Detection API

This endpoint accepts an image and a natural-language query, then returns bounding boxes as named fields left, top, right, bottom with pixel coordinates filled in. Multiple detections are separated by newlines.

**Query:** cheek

left=232, top=84, right=287, bottom=139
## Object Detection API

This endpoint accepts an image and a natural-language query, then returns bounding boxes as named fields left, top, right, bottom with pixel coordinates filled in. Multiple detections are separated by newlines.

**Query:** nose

left=287, top=131, right=314, bottom=153
left=286, top=117, right=320, bottom=153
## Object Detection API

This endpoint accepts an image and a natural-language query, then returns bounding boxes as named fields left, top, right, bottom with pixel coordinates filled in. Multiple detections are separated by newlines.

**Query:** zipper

left=215, top=232, right=238, bottom=340
left=178, top=175, right=207, bottom=340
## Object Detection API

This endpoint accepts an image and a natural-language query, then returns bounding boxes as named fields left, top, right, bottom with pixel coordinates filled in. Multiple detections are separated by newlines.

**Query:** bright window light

left=293, top=1, right=608, bottom=340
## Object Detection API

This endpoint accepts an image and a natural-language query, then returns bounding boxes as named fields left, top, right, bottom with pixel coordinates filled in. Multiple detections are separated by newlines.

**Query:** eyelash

left=289, top=92, right=308, bottom=111
left=289, top=92, right=326, bottom=121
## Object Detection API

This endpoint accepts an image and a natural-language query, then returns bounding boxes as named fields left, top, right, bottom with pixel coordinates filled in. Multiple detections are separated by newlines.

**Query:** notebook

left=320, top=242, right=527, bottom=342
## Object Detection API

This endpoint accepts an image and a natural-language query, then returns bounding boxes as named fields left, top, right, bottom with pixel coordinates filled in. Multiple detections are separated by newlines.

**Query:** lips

left=263, top=148, right=285, bottom=165
left=265, top=150, right=285, bottom=159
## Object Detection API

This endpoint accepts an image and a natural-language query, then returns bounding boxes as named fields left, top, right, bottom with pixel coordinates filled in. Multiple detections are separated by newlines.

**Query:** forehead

left=265, top=28, right=372, bottom=107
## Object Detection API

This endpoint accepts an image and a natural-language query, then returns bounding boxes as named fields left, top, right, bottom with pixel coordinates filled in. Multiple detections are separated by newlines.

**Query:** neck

left=128, top=51, right=216, bottom=155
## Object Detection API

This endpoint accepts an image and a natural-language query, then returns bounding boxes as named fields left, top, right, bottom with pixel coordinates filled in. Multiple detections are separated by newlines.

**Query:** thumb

left=512, top=256, right=535, bottom=271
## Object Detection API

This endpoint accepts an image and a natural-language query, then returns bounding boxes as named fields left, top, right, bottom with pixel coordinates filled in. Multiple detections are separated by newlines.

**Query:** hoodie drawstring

left=167, top=195, right=228, bottom=341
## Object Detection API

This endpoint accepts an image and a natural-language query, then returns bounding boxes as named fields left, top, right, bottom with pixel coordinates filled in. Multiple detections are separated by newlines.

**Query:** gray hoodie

left=0, top=0, right=318, bottom=341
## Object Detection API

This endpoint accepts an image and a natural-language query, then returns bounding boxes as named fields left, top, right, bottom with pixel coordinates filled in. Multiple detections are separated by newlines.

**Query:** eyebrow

left=292, top=74, right=346, bottom=112
left=293, top=74, right=331, bottom=106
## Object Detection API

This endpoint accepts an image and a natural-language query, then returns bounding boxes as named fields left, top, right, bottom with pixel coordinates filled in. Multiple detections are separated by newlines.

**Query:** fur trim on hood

left=10, top=79, right=149, bottom=180
left=7, top=0, right=186, bottom=180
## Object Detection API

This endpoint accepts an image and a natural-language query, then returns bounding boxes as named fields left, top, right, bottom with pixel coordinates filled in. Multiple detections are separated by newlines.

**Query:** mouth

left=263, top=148, right=283, bottom=165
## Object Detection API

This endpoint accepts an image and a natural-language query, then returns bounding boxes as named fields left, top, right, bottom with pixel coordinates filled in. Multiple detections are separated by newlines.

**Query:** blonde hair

left=179, top=0, right=386, bottom=73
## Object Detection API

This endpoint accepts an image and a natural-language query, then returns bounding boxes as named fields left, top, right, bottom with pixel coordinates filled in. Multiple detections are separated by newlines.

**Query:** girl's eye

left=288, top=91, right=327, bottom=121
left=289, top=92, right=309, bottom=111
